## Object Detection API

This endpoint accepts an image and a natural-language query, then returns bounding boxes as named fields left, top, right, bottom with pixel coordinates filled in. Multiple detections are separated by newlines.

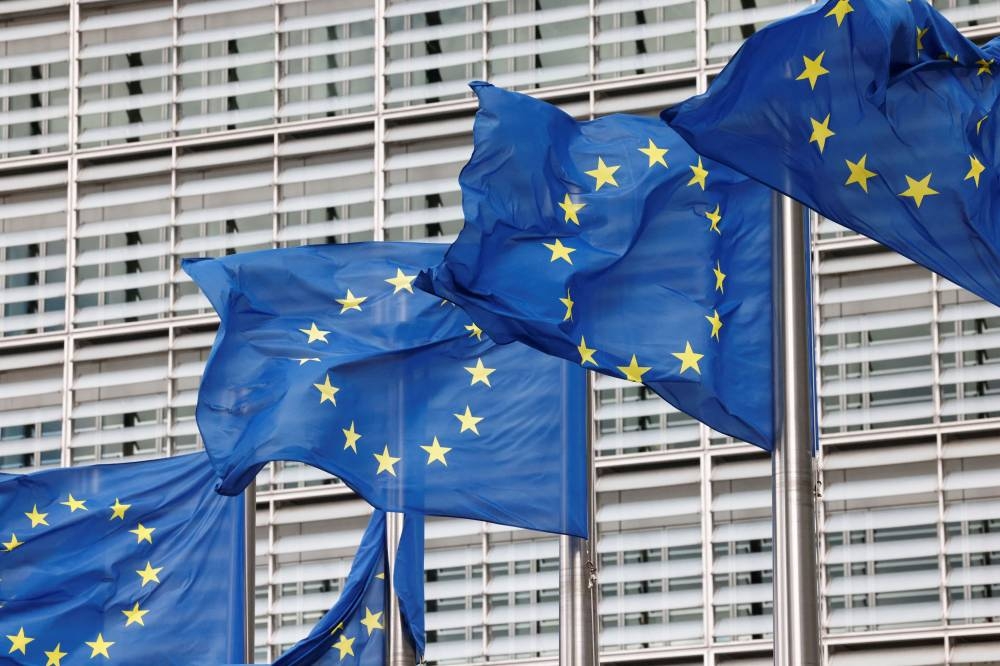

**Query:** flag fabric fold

left=273, top=511, right=405, bottom=665
left=663, top=0, right=1000, bottom=307
left=419, top=83, right=774, bottom=449
left=184, top=242, right=588, bottom=536
left=0, top=453, right=245, bottom=665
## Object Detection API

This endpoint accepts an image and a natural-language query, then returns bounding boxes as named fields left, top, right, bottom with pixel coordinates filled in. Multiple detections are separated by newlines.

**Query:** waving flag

left=185, top=243, right=587, bottom=536
left=420, top=83, right=774, bottom=449
left=664, top=0, right=1000, bottom=306
left=0, top=453, right=245, bottom=665
left=273, top=511, right=424, bottom=666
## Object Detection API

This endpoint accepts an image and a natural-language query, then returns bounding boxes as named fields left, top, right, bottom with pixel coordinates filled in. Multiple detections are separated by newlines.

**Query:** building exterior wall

left=1, top=1, right=999, bottom=664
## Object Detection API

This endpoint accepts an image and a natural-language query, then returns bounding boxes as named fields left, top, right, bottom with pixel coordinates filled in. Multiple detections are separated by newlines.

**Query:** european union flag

left=0, top=453, right=245, bottom=665
left=664, top=0, right=1000, bottom=306
left=420, top=83, right=774, bottom=449
left=274, top=511, right=424, bottom=665
left=184, top=242, right=587, bottom=536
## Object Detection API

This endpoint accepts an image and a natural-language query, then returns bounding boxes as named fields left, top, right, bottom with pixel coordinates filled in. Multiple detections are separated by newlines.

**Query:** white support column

left=771, top=193, right=821, bottom=666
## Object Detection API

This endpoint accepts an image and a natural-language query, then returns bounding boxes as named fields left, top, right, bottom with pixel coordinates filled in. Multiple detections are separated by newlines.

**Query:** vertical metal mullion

left=695, top=0, right=708, bottom=92
left=481, top=522, right=490, bottom=660
left=165, top=322, right=175, bottom=458
left=930, top=272, right=944, bottom=424
left=172, top=0, right=179, bottom=138
left=811, top=210, right=829, bottom=656
left=68, top=0, right=80, bottom=151
left=700, top=444, right=715, bottom=657
left=273, top=0, right=281, bottom=130
left=935, top=429, right=950, bottom=635
left=373, top=0, right=386, bottom=243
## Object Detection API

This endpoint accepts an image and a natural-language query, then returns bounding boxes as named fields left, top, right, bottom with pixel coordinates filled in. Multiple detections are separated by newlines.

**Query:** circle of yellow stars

left=3, top=492, right=165, bottom=664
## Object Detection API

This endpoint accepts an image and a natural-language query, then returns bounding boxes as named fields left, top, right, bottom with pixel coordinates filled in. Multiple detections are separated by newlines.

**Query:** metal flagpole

left=387, top=511, right=417, bottom=666
left=559, top=373, right=598, bottom=666
left=244, top=482, right=256, bottom=664
left=771, top=192, right=821, bottom=666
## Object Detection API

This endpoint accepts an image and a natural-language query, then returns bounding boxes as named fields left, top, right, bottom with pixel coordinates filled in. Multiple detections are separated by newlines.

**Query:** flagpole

left=244, top=482, right=256, bottom=664
left=387, top=511, right=416, bottom=666
left=558, top=372, right=598, bottom=666
left=771, top=192, right=821, bottom=665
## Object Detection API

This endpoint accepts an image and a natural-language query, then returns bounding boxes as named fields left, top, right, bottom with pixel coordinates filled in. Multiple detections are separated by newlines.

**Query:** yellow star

left=109, top=498, right=131, bottom=520
left=360, top=607, right=384, bottom=635
left=297, top=357, right=320, bottom=365
left=825, top=0, right=853, bottom=26
left=385, top=268, right=417, bottom=294
left=796, top=52, right=830, bottom=89
left=129, top=523, right=155, bottom=544
left=899, top=173, right=938, bottom=207
left=329, top=621, right=344, bottom=635
left=672, top=341, right=704, bottom=375
left=617, top=355, right=651, bottom=383
left=978, top=114, right=988, bottom=134
left=713, top=261, right=727, bottom=293
left=454, top=406, right=483, bottom=434
left=25, top=504, right=48, bottom=528
left=85, top=633, right=114, bottom=659
left=543, top=238, right=576, bottom=264
left=965, top=155, right=986, bottom=187
left=465, top=358, right=495, bottom=387
left=374, top=446, right=401, bottom=477
left=299, top=322, right=330, bottom=344
left=917, top=26, right=928, bottom=51
left=313, top=374, right=340, bottom=405
left=577, top=336, right=597, bottom=366
left=585, top=157, right=620, bottom=190
left=375, top=572, right=385, bottom=580
left=687, top=157, right=708, bottom=189
left=60, top=494, right=87, bottom=512
left=559, top=290, right=574, bottom=321
left=343, top=421, right=362, bottom=453
left=420, top=436, right=452, bottom=466
left=638, top=139, right=669, bottom=168
left=136, top=561, right=163, bottom=587
left=704, top=204, right=722, bottom=234
left=808, top=114, right=835, bottom=154
left=844, top=154, right=877, bottom=192
left=6, top=627, right=33, bottom=655
left=465, top=323, right=483, bottom=341
left=122, top=601, right=150, bottom=627
left=44, top=643, right=67, bottom=666
left=978, top=58, right=995, bottom=76
left=3, top=533, right=23, bottom=551
left=705, top=310, right=723, bottom=341
left=335, top=289, right=367, bottom=313
left=332, top=633, right=356, bottom=660
left=558, top=194, right=586, bottom=225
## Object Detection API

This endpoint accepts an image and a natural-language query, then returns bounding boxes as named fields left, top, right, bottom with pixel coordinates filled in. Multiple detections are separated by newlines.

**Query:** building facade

left=1, top=0, right=999, bottom=663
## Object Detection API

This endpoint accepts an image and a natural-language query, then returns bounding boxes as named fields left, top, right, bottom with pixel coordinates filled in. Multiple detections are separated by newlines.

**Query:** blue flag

left=273, top=511, right=423, bottom=666
left=184, top=242, right=588, bottom=536
left=419, top=83, right=774, bottom=449
left=664, top=0, right=1000, bottom=307
left=0, top=453, right=245, bottom=665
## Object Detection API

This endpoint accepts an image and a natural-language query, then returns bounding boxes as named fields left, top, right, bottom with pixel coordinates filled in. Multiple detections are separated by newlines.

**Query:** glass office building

left=2, top=0, right=1000, bottom=663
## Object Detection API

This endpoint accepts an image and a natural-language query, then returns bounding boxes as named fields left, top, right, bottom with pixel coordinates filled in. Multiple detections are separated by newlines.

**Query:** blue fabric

left=0, top=453, right=245, bottom=665
left=420, top=83, right=774, bottom=449
left=664, top=0, right=1000, bottom=307
left=394, top=514, right=425, bottom=657
left=273, top=511, right=391, bottom=666
left=184, top=242, right=588, bottom=536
